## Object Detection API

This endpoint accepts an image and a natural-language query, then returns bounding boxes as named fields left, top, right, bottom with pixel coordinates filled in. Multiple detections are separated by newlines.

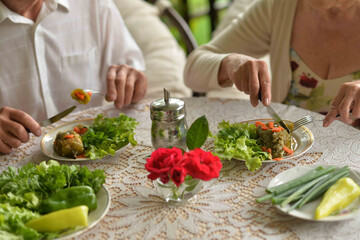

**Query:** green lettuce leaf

left=212, top=120, right=269, bottom=172
left=0, top=160, right=106, bottom=239
left=81, top=113, right=139, bottom=159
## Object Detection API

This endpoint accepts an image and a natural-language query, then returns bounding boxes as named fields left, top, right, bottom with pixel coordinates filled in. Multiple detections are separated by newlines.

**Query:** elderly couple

left=1, top=0, right=360, bottom=154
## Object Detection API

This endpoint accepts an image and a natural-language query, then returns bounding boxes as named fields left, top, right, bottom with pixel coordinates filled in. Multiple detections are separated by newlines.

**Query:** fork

left=83, top=89, right=105, bottom=96
left=292, top=115, right=323, bottom=132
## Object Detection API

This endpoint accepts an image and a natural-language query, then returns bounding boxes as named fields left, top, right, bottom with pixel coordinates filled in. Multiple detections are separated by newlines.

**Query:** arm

left=0, top=107, right=41, bottom=154
left=184, top=0, right=273, bottom=105
left=99, top=0, right=146, bottom=108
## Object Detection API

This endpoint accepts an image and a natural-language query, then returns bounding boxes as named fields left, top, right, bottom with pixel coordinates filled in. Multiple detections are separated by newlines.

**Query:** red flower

left=145, top=147, right=183, bottom=183
left=183, top=149, right=222, bottom=181
left=170, top=165, right=188, bottom=187
left=291, top=61, right=299, bottom=72
left=299, top=74, right=318, bottom=88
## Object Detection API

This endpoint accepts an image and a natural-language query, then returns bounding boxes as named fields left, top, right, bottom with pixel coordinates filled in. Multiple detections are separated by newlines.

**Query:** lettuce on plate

left=81, top=113, right=138, bottom=159
left=211, top=120, right=269, bottom=172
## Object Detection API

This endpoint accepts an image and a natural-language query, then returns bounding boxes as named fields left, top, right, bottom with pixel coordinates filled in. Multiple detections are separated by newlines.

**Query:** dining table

left=1, top=97, right=360, bottom=240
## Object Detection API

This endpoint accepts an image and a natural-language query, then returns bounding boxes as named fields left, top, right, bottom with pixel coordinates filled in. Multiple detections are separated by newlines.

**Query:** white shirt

left=0, top=0, right=145, bottom=121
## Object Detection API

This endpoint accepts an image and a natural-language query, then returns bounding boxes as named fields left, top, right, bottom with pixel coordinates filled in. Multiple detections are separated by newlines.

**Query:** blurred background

left=145, top=0, right=248, bottom=48
left=168, top=0, right=233, bottom=45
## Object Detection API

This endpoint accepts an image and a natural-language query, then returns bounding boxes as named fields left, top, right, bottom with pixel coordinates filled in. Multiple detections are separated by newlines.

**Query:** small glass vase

left=155, top=177, right=203, bottom=202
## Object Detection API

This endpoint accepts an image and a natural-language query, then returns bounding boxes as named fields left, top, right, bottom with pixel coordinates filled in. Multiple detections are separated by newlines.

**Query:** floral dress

left=283, top=48, right=360, bottom=115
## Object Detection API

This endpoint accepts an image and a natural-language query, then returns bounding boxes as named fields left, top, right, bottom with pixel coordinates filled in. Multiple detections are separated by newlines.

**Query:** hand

left=324, top=81, right=360, bottom=127
left=0, top=107, right=41, bottom=154
left=218, top=54, right=271, bottom=107
left=105, top=64, right=147, bottom=108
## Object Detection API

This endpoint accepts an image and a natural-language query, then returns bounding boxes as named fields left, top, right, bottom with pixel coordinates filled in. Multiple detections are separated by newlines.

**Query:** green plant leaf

left=186, top=115, right=209, bottom=150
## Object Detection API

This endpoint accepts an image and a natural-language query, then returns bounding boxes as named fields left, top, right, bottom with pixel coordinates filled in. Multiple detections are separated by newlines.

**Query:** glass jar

left=150, top=89, right=188, bottom=150
left=155, top=178, right=203, bottom=202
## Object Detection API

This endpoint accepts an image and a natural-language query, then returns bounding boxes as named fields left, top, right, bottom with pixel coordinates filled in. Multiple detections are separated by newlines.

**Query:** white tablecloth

left=1, top=97, right=360, bottom=240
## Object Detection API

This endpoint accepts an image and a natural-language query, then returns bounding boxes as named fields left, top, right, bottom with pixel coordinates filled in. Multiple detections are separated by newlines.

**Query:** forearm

left=184, top=45, right=230, bottom=92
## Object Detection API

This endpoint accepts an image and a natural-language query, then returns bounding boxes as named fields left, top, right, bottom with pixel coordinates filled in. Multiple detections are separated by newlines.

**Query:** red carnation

left=183, top=149, right=222, bottom=181
left=299, top=74, right=318, bottom=88
left=145, top=147, right=183, bottom=183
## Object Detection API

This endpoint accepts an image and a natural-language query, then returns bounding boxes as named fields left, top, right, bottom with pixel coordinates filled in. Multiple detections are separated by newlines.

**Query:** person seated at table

left=184, top=0, right=360, bottom=128
left=0, top=0, right=146, bottom=154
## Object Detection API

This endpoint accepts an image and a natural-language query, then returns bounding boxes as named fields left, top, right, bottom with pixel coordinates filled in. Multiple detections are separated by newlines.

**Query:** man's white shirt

left=0, top=0, right=145, bottom=120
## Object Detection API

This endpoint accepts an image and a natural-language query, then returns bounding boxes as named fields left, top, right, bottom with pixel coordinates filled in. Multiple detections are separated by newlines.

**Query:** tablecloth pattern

left=1, top=98, right=360, bottom=240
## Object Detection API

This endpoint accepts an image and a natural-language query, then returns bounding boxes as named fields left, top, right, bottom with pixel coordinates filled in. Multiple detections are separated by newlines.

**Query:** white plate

left=41, top=119, right=127, bottom=161
left=269, top=165, right=360, bottom=221
left=235, top=119, right=314, bottom=163
left=56, top=185, right=111, bottom=239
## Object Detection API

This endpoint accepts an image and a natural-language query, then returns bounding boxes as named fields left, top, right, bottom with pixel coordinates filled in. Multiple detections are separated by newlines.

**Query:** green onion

left=267, top=166, right=335, bottom=195
left=280, top=173, right=332, bottom=207
left=272, top=194, right=303, bottom=205
left=256, top=193, right=274, bottom=203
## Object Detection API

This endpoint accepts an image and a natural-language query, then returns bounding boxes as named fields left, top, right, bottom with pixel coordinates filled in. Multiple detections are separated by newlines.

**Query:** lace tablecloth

left=1, top=98, right=360, bottom=240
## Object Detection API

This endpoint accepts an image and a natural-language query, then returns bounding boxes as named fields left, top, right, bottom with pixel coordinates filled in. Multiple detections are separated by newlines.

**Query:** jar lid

left=150, top=89, right=186, bottom=122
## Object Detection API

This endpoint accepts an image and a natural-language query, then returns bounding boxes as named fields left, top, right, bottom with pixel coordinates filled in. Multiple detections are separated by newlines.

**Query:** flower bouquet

left=145, top=116, right=222, bottom=202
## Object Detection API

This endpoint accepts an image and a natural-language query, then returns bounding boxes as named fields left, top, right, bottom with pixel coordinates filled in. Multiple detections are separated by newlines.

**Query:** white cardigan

left=184, top=0, right=298, bottom=103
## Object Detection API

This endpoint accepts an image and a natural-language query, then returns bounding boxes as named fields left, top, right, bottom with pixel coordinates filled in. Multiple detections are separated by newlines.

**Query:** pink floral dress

left=283, top=48, right=360, bottom=115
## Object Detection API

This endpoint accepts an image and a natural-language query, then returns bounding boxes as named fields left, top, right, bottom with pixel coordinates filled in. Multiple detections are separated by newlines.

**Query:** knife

left=258, top=92, right=290, bottom=133
left=26, top=105, right=76, bottom=132
left=40, top=105, right=77, bottom=127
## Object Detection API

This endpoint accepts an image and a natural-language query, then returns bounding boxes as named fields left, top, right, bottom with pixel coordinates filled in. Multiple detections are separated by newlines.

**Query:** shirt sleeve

left=184, top=0, right=272, bottom=92
left=98, top=0, right=145, bottom=73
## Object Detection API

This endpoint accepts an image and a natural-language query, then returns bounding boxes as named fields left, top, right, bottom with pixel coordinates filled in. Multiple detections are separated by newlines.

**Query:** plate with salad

left=211, top=119, right=314, bottom=171
left=259, top=165, right=360, bottom=221
left=0, top=160, right=110, bottom=239
left=41, top=113, right=138, bottom=161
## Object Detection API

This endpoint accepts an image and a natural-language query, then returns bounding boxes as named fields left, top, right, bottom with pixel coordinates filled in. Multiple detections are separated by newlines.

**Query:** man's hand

left=324, top=81, right=360, bottom=127
left=0, top=107, right=41, bottom=154
left=105, top=64, right=147, bottom=108
left=218, top=54, right=272, bottom=107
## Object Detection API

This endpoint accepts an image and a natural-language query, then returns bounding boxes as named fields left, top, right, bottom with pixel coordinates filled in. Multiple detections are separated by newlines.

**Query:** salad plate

left=269, top=165, right=360, bottom=221
left=41, top=119, right=127, bottom=161
left=56, top=185, right=111, bottom=239
left=235, top=119, right=314, bottom=163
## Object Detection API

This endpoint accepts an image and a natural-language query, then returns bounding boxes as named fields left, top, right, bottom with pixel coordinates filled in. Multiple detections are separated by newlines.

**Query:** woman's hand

left=105, top=64, right=147, bottom=108
left=0, top=107, right=41, bottom=154
left=218, top=54, right=272, bottom=107
left=324, top=81, right=360, bottom=127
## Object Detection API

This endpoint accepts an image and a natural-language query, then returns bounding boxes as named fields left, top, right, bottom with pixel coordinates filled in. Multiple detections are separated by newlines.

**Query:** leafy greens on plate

left=54, top=113, right=139, bottom=160
left=0, top=160, right=106, bottom=239
left=211, top=120, right=294, bottom=172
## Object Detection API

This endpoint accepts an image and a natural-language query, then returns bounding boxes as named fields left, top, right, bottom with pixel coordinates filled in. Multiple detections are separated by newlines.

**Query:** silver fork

left=83, top=89, right=105, bottom=96
left=291, top=115, right=318, bottom=132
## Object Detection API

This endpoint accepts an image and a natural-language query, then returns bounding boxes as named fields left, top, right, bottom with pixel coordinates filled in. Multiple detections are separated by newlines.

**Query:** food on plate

left=52, top=113, right=138, bottom=160
left=211, top=120, right=295, bottom=171
left=0, top=160, right=106, bottom=239
left=256, top=121, right=295, bottom=160
left=315, top=177, right=360, bottom=219
left=256, top=165, right=360, bottom=220
left=26, top=205, right=89, bottom=232
left=54, top=130, right=84, bottom=158
left=71, top=88, right=92, bottom=104
left=38, top=186, right=97, bottom=214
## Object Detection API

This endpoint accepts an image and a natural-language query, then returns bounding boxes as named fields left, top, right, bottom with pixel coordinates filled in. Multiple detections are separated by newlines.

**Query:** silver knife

left=26, top=106, right=76, bottom=132
left=264, top=105, right=291, bottom=133
left=40, top=105, right=77, bottom=127
left=258, top=91, right=290, bottom=133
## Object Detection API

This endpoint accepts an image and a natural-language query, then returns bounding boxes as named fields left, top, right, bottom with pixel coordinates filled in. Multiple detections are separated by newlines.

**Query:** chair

left=114, top=0, right=205, bottom=98
left=148, top=0, right=198, bottom=55
left=152, top=0, right=206, bottom=97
